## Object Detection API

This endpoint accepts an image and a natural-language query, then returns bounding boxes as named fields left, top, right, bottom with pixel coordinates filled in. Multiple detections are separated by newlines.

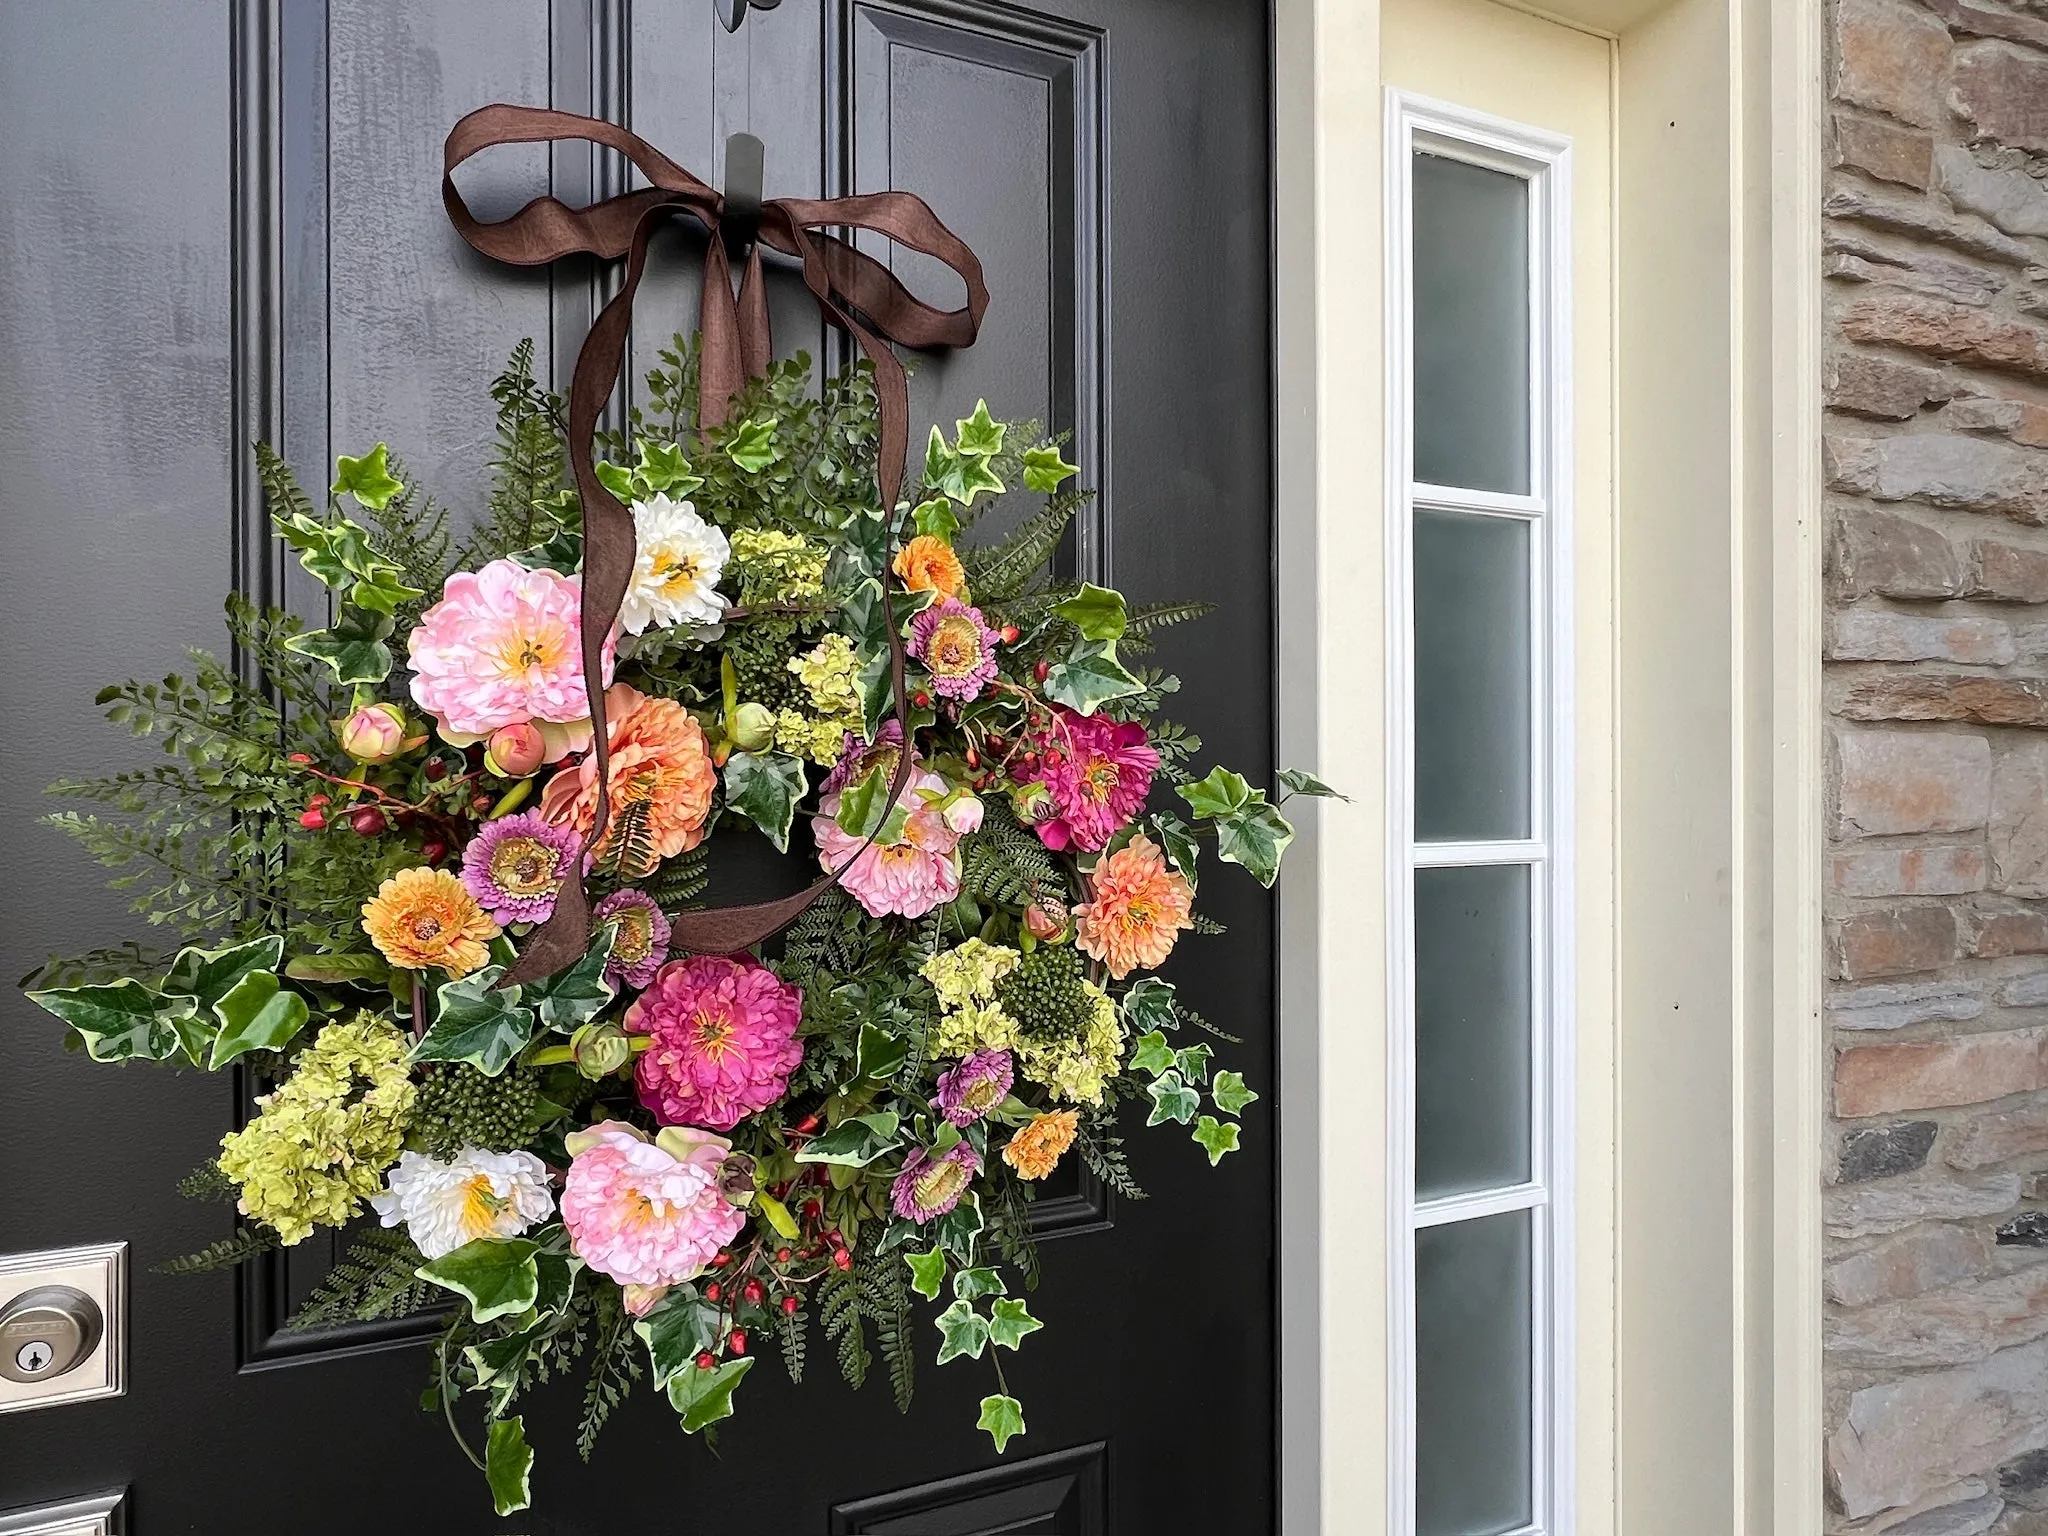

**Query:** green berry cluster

left=412, top=1063, right=539, bottom=1159
left=727, top=617, right=812, bottom=712
left=996, top=944, right=1096, bottom=1042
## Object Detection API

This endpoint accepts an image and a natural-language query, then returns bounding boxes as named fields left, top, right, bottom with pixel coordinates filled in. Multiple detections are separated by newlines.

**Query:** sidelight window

left=1386, top=93, right=1575, bottom=1536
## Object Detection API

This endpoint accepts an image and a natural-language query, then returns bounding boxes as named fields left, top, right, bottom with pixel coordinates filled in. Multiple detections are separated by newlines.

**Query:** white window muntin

left=1385, top=89, right=1576, bottom=1536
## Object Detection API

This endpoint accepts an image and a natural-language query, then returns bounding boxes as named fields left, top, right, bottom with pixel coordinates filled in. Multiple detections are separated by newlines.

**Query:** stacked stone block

left=1826, top=1, right=2048, bottom=1528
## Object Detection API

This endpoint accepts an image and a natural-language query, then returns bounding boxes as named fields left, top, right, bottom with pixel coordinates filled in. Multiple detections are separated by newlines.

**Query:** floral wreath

left=22, top=107, right=1337, bottom=1514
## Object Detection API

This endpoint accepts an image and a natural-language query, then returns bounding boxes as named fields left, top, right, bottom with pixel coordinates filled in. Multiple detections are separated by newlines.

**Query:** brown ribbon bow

left=442, top=104, right=989, bottom=983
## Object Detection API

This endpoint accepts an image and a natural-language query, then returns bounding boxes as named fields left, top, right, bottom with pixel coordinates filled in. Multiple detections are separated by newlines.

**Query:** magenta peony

left=559, top=1121, right=745, bottom=1288
left=812, top=767, right=980, bottom=920
left=407, top=558, right=616, bottom=736
left=1023, top=707, right=1159, bottom=853
left=627, top=955, right=804, bottom=1131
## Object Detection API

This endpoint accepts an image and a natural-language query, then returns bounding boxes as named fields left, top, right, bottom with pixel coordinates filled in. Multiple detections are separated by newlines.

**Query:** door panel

left=0, top=1, right=1272, bottom=1531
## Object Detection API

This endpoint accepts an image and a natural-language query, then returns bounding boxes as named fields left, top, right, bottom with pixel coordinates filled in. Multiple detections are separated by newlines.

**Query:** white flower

left=369, top=1148, right=555, bottom=1259
left=619, top=493, right=730, bottom=634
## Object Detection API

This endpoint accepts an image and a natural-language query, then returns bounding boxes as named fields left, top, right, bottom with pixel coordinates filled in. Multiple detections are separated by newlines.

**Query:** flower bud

left=730, top=702, right=776, bottom=753
left=569, top=1020, right=632, bottom=1079
left=622, top=1283, right=670, bottom=1318
left=334, top=702, right=408, bottom=764
left=1025, top=900, right=1069, bottom=942
left=484, top=720, right=547, bottom=779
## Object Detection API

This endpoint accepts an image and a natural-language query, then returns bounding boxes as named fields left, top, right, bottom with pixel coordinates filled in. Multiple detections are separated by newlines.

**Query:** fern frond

left=961, top=492, right=1082, bottom=601
left=578, top=1287, right=641, bottom=1460
left=1077, top=1108, right=1147, bottom=1202
left=176, top=1159, right=238, bottom=1204
left=820, top=1264, right=870, bottom=1389
left=776, top=1300, right=809, bottom=1385
left=154, top=1227, right=280, bottom=1274
left=860, top=1259, right=915, bottom=1414
left=286, top=1228, right=440, bottom=1330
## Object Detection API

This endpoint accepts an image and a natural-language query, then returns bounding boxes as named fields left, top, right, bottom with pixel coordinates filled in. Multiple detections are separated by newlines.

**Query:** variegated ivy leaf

left=284, top=603, right=395, bottom=685
left=1042, top=640, right=1142, bottom=716
left=1278, top=767, right=1349, bottom=802
left=724, top=417, right=780, bottom=473
left=1177, top=766, right=1254, bottom=820
left=1210, top=1070, right=1259, bottom=1116
left=794, top=1111, right=902, bottom=1167
left=913, top=497, right=960, bottom=540
left=1122, top=978, right=1179, bottom=1035
left=1021, top=443, right=1079, bottom=493
left=905, top=1247, right=949, bottom=1301
left=987, top=1297, right=1042, bottom=1351
left=416, top=1237, right=540, bottom=1324
left=724, top=751, right=808, bottom=854
left=977, top=1394, right=1027, bottom=1453
left=528, top=929, right=617, bottom=1034
left=411, top=968, right=535, bottom=1077
left=485, top=1416, right=533, bottom=1517
left=331, top=443, right=403, bottom=509
left=1173, top=1043, right=1213, bottom=1085
left=1145, top=1070, right=1200, bottom=1127
left=1150, top=813, right=1201, bottom=887
left=161, top=936, right=284, bottom=1012
left=952, top=1266, right=1006, bottom=1302
left=207, top=970, right=310, bottom=1069
left=668, top=1355, right=753, bottom=1433
left=636, top=1287, right=722, bottom=1385
left=1129, top=1030, right=1177, bottom=1077
left=26, top=978, right=181, bottom=1063
left=1192, top=1115, right=1243, bottom=1166
left=1053, top=583, right=1127, bottom=642
left=935, top=1299, right=991, bottom=1363
left=1213, top=798, right=1296, bottom=889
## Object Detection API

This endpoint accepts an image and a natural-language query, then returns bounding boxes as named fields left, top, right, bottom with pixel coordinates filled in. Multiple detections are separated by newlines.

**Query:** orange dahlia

left=539, top=684, right=715, bottom=879
left=892, top=535, right=966, bottom=599
left=361, top=866, right=501, bottom=978
left=1072, top=834, right=1194, bottom=979
left=1001, top=1109, right=1079, bottom=1180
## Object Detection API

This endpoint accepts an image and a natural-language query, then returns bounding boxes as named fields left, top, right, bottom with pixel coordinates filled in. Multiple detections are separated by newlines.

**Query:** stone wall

left=1825, top=1, right=2048, bottom=1528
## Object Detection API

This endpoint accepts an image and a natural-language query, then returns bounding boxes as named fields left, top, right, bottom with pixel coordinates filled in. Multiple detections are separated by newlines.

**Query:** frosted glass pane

left=1417, top=1211, right=1535, bottom=1536
left=1414, top=864, right=1533, bottom=1199
left=1414, top=510, right=1531, bottom=841
left=1413, top=151, right=1530, bottom=494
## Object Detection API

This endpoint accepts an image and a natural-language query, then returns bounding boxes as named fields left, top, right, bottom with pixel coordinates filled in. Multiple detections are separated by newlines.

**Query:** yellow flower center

left=913, top=1158, right=972, bottom=1210
left=692, top=1005, right=738, bottom=1063
left=612, top=911, right=652, bottom=964
left=653, top=551, right=706, bottom=592
left=927, top=616, right=982, bottom=676
left=459, top=1174, right=504, bottom=1238
left=489, top=836, right=558, bottom=896
left=1083, top=758, right=1119, bottom=804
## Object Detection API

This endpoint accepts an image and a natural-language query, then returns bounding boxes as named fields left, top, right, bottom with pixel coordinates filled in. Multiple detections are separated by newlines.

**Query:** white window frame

left=1383, top=89, right=1575, bottom=1536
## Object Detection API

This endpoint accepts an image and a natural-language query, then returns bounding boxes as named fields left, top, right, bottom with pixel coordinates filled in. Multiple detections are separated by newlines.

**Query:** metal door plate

left=0, top=1244, right=124, bottom=1414
left=0, top=1490, right=125, bottom=1536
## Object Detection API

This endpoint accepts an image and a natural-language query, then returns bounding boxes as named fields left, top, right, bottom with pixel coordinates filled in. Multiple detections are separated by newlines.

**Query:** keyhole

left=16, top=1341, right=52, bottom=1374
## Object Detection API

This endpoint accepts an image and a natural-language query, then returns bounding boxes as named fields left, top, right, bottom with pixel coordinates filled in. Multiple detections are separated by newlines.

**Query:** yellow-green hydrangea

left=217, top=1012, right=416, bottom=1245
left=1014, top=982, right=1124, bottom=1106
left=729, top=528, right=827, bottom=603
left=772, top=708, right=852, bottom=766
left=933, top=999, right=1022, bottom=1058
left=776, top=633, right=865, bottom=764
left=922, top=939, right=1021, bottom=1010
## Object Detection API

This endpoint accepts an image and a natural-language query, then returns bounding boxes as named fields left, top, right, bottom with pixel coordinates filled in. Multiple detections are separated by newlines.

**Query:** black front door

left=0, top=3, right=1273, bottom=1530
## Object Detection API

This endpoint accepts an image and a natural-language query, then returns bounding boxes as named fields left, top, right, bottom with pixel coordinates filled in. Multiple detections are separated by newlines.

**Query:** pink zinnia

left=458, top=810, right=581, bottom=923
left=891, top=1141, right=982, bottom=1223
left=1025, top=708, right=1158, bottom=853
left=812, top=768, right=982, bottom=920
left=911, top=597, right=1002, bottom=702
left=593, top=888, right=671, bottom=990
left=408, top=559, right=617, bottom=736
left=934, top=1049, right=1013, bottom=1127
left=560, top=1121, right=745, bottom=1287
left=627, top=955, right=804, bottom=1131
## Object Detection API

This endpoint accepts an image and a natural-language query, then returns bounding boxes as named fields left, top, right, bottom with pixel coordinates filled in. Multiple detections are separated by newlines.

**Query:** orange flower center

left=459, top=1174, right=503, bottom=1237
left=653, top=553, right=706, bottom=592
left=1082, top=758, right=1119, bottom=804
left=692, top=1005, right=738, bottom=1063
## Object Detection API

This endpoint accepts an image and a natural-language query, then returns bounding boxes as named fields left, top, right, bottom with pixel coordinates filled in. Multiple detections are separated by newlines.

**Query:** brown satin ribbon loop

left=440, top=104, right=986, bottom=980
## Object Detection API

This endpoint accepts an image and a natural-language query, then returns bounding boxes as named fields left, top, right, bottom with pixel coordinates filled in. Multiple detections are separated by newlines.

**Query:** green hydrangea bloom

left=1014, top=983, right=1123, bottom=1105
left=773, top=634, right=865, bottom=764
left=729, top=528, right=827, bottom=604
left=217, top=1012, right=416, bottom=1245
left=921, top=939, right=1021, bottom=1010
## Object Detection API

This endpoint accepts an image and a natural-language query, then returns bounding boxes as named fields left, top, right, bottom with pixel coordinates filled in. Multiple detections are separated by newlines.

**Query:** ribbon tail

left=738, top=242, right=771, bottom=381
left=698, top=238, right=746, bottom=435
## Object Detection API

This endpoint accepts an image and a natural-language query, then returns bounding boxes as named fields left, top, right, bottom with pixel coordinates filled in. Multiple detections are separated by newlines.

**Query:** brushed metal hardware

left=0, top=1489, right=125, bottom=1536
left=0, top=1244, right=124, bottom=1414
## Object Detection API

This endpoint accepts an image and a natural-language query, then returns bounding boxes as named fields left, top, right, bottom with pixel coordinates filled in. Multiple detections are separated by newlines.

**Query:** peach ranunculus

left=892, top=535, right=966, bottom=599
left=1001, top=1109, right=1079, bottom=1180
left=538, top=684, right=716, bottom=879
left=1071, top=833, right=1194, bottom=980
left=360, top=866, right=501, bottom=978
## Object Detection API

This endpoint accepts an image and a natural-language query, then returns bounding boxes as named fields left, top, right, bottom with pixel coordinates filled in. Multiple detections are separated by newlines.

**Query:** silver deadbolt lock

left=0, top=1285, right=103, bottom=1384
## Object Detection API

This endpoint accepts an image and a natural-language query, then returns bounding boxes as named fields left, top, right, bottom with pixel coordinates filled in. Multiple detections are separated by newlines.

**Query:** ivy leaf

left=794, top=1111, right=902, bottom=1167
left=852, top=1021, right=909, bottom=1083
left=1053, top=583, right=1127, bottom=642
left=933, top=1192, right=984, bottom=1258
left=207, top=971, right=310, bottom=1069
left=668, top=1355, right=754, bottom=1433
left=987, top=1297, right=1043, bottom=1351
left=1042, top=640, right=1142, bottom=716
left=484, top=1416, right=534, bottom=1517
left=26, top=979, right=179, bottom=1063
left=936, top=441, right=1005, bottom=506
left=935, top=1299, right=991, bottom=1363
left=1192, top=1115, right=1243, bottom=1166
left=1211, top=1070, right=1259, bottom=1116
left=346, top=562, right=425, bottom=618
left=528, top=932, right=617, bottom=1034
left=977, top=1393, right=1027, bottom=1453
left=1021, top=444, right=1079, bottom=493
left=905, top=1247, right=948, bottom=1302
left=331, top=444, right=403, bottom=509
left=1150, top=813, right=1201, bottom=887
left=724, top=418, right=780, bottom=474
left=411, top=968, right=535, bottom=1077
left=283, top=953, right=391, bottom=987
left=1177, top=766, right=1253, bottom=820
left=636, top=1287, right=722, bottom=1385
left=922, top=425, right=953, bottom=492
left=1173, top=1043, right=1213, bottom=1085
left=636, top=439, right=703, bottom=496
left=834, top=762, right=890, bottom=840
left=162, top=1006, right=218, bottom=1069
left=284, top=603, right=395, bottom=685
left=416, top=1237, right=540, bottom=1323
left=161, top=936, right=284, bottom=1013
left=912, top=497, right=960, bottom=540
left=1129, top=1030, right=1177, bottom=1077
left=724, top=751, right=808, bottom=854
left=954, top=400, right=1006, bottom=459
left=1214, top=798, right=1296, bottom=889
left=952, top=1266, right=1006, bottom=1302
left=1146, top=1071, right=1200, bottom=1127
left=595, top=460, right=638, bottom=501
left=1121, top=979, right=1179, bottom=1036
left=1278, top=767, right=1349, bottom=802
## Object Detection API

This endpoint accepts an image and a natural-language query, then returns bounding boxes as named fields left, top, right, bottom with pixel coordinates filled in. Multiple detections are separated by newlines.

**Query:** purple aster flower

left=890, top=1141, right=982, bottom=1223
left=933, top=1049, right=1014, bottom=1128
left=459, top=810, right=581, bottom=923
left=592, top=888, right=673, bottom=990
left=910, top=597, right=1003, bottom=702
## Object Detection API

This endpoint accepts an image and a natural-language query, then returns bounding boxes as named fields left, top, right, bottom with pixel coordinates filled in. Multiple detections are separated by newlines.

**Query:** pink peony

left=1022, top=707, right=1158, bottom=853
left=627, top=955, right=804, bottom=1131
left=560, top=1121, right=745, bottom=1287
left=407, top=559, right=616, bottom=736
left=812, top=768, right=980, bottom=920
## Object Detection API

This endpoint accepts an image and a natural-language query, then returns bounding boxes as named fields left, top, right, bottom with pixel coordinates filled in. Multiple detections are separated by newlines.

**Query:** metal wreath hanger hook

left=715, top=0, right=782, bottom=32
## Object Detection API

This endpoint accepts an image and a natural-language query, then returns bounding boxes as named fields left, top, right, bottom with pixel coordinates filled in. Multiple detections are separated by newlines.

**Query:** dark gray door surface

left=0, top=2, right=1272, bottom=1530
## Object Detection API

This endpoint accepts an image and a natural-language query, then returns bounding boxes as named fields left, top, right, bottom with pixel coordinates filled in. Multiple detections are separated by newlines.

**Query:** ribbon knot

left=442, top=104, right=988, bottom=981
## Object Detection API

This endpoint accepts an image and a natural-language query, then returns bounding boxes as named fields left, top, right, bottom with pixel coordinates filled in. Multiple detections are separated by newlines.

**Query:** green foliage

left=465, top=337, right=572, bottom=568
left=176, top=1158, right=238, bottom=1204
left=1076, top=1106, right=1146, bottom=1202
left=287, top=1227, right=443, bottom=1331
left=819, top=1261, right=870, bottom=1389
left=861, top=1257, right=918, bottom=1414
left=986, top=1175, right=1042, bottom=1292
left=776, top=1298, right=809, bottom=1384
left=1192, top=1115, right=1242, bottom=1165
left=578, top=1286, right=642, bottom=1461
left=957, top=801, right=1066, bottom=909
left=485, top=1416, right=534, bottom=1516
left=154, top=1226, right=281, bottom=1275
left=643, top=844, right=710, bottom=911
left=417, top=1237, right=541, bottom=1324
left=411, top=969, right=536, bottom=1077
left=960, top=492, right=1082, bottom=603
left=978, top=1393, right=1026, bottom=1452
